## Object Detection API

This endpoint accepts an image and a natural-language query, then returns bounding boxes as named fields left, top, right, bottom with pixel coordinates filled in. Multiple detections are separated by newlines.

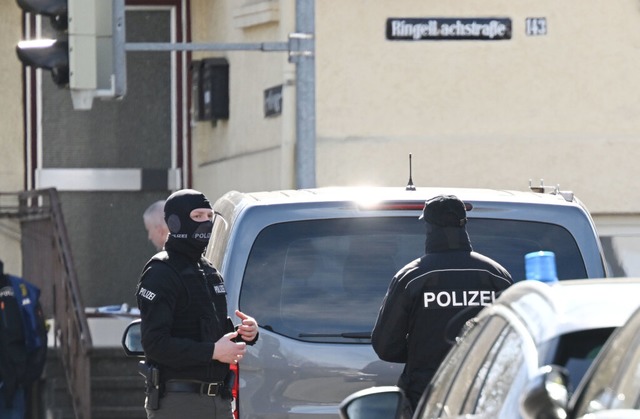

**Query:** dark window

left=572, top=308, right=640, bottom=415
left=548, top=328, right=614, bottom=394
left=240, top=217, right=586, bottom=342
left=467, top=219, right=586, bottom=281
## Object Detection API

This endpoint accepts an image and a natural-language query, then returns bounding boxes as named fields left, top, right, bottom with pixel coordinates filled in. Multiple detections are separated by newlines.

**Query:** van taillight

left=231, top=363, right=239, bottom=419
left=356, top=201, right=473, bottom=212
left=357, top=201, right=424, bottom=211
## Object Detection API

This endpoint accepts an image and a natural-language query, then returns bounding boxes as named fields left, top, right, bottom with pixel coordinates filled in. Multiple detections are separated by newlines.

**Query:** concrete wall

left=0, top=4, right=25, bottom=275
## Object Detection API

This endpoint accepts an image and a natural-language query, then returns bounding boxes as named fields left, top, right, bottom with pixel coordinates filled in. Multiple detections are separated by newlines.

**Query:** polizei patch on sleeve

left=424, top=290, right=495, bottom=309
left=138, top=287, right=157, bottom=301
left=213, top=284, right=226, bottom=295
left=0, top=286, right=14, bottom=298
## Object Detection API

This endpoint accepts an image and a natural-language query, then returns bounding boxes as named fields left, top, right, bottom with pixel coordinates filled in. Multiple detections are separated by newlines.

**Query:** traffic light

left=15, top=0, right=69, bottom=87
left=16, top=0, right=68, bottom=29
left=16, top=38, right=69, bottom=86
left=16, top=0, right=127, bottom=110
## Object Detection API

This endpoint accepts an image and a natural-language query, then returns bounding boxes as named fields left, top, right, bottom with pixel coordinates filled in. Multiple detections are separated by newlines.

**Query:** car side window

left=469, top=322, right=527, bottom=416
left=419, top=315, right=527, bottom=418
left=550, top=328, right=614, bottom=393
left=418, top=319, right=488, bottom=418
left=572, top=308, right=640, bottom=415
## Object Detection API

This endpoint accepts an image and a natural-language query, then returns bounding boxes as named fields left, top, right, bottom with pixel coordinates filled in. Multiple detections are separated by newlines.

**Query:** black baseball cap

left=419, top=194, right=467, bottom=227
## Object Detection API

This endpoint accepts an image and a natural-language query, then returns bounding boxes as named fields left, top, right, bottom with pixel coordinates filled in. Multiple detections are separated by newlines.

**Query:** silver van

left=203, top=185, right=608, bottom=418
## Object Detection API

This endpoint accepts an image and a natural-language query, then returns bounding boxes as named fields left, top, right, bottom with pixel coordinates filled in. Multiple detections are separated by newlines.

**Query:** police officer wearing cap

left=136, top=189, right=258, bottom=418
left=372, top=194, right=512, bottom=410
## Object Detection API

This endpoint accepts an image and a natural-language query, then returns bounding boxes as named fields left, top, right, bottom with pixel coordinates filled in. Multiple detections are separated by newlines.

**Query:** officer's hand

left=212, top=331, right=247, bottom=364
left=236, top=310, right=258, bottom=342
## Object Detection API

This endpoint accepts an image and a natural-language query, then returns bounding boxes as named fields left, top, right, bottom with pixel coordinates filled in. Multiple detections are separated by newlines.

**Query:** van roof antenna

left=406, top=153, right=416, bottom=191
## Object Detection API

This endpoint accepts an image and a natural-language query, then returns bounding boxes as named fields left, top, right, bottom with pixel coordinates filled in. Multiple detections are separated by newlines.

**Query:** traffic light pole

left=122, top=0, right=316, bottom=189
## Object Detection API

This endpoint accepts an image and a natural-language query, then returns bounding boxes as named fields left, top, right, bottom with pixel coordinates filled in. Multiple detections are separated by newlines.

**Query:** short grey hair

left=143, top=200, right=166, bottom=226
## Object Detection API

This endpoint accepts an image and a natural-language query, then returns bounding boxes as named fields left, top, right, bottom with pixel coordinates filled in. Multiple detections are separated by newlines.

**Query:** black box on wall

left=192, top=57, right=229, bottom=121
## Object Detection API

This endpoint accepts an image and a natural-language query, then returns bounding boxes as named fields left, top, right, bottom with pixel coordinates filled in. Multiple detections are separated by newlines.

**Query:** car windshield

left=239, top=216, right=586, bottom=343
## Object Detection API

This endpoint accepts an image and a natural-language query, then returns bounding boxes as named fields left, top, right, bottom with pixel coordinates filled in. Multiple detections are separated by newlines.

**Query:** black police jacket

left=136, top=250, right=255, bottom=383
left=0, top=275, right=27, bottom=407
left=371, top=225, right=513, bottom=402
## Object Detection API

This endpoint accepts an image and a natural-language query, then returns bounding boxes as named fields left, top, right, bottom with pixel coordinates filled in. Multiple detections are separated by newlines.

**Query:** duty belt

left=164, top=380, right=225, bottom=396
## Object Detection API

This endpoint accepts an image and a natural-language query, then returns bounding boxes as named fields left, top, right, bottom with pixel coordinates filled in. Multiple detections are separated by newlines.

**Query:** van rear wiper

left=260, top=325, right=371, bottom=339
left=298, top=332, right=372, bottom=339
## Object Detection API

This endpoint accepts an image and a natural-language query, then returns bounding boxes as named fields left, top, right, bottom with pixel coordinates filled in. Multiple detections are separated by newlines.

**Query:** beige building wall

left=0, top=4, right=25, bottom=276
left=190, top=0, right=297, bottom=196
left=191, top=0, right=640, bottom=217
left=315, top=0, right=640, bottom=215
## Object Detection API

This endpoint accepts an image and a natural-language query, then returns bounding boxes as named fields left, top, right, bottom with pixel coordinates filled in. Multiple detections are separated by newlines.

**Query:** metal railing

left=1, top=188, right=92, bottom=419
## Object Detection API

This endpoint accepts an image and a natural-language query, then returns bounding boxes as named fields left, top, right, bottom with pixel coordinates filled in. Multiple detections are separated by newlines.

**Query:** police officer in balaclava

left=163, top=189, right=215, bottom=258
left=372, top=194, right=513, bottom=411
left=136, top=189, right=259, bottom=419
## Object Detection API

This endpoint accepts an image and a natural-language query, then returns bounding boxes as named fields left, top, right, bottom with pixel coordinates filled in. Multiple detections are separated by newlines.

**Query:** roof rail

left=528, top=179, right=574, bottom=202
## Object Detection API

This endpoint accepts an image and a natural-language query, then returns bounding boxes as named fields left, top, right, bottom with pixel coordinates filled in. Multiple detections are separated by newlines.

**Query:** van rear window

left=240, top=217, right=586, bottom=343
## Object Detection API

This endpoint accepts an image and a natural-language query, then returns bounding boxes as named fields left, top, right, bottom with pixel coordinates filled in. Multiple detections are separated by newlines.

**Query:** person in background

left=372, top=194, right=513, bottom=411
left=136, top=189, right=259, bottom=418
left=0, top=261, right=27, bottom=419
left=143, top=200, right=170, bottom=251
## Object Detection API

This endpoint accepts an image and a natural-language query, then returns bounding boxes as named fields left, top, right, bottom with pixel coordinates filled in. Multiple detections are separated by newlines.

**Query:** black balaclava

left=163, top=189, right=213, bottom=260
left=421, top=195, right=472, bottom=253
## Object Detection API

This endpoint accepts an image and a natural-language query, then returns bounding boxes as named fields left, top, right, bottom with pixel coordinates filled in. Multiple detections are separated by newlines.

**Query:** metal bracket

left=288, top=32, right=314, bottom=63
left=529, top=179, right=574, bottom=202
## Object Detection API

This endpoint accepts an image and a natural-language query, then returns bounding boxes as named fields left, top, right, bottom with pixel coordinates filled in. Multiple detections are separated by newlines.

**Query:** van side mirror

left=339, top=386, right=413, bottom=419
left=521, top=365, right=569, bottom=419
left=121, top=318, right=144, bottom=357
